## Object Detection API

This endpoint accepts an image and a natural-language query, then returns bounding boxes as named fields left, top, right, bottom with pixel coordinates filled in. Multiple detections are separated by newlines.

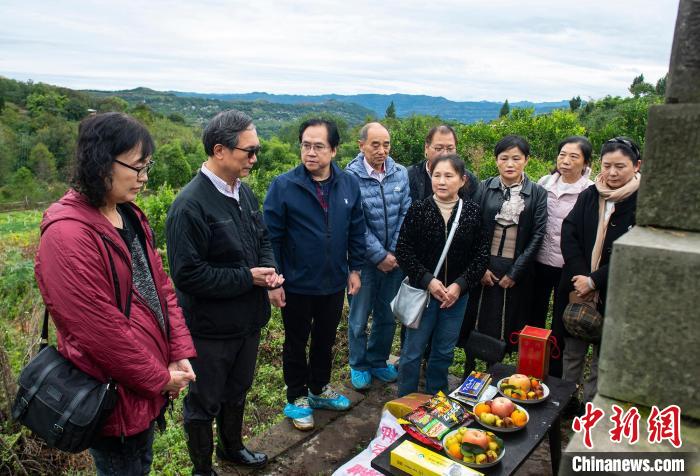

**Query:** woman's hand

left=164, top=359, right=196, bottom=398
left=428, top=278, right=449, bottom=302
left=572, top=275, right=594, bottom=298
left=481, top=269, right=499, bottom=287
left=499, top=275, right=516, bottom=289
left=440, top=283, right=462, bottom=309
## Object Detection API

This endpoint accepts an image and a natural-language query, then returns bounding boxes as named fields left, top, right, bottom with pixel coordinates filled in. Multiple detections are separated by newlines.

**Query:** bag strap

left=49, top=386, right=91, bottom=445
left=40, top=309, right=49, bottom=350
left=473, top=286, right=507, bottom=341
left=432, top=199, right=463, bottom=276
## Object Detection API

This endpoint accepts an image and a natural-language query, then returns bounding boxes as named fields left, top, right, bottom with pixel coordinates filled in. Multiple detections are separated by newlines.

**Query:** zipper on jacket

left=379, top=181, right=389, bottom=248
left=101, top=234, right=133, bottom=317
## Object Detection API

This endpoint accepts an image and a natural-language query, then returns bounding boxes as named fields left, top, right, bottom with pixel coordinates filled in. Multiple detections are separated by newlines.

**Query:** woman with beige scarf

left=559, top=137, right=642, bottom=410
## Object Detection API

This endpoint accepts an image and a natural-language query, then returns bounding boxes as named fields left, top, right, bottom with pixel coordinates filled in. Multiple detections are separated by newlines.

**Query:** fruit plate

left=496, top=378, right=550, bottom=404
left=441, top=428, right=505, bottom=468
left=475, top=404, right=529, bottom=432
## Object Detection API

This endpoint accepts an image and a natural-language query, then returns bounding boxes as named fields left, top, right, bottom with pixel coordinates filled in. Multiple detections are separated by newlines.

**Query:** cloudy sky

left=0, top=0, right=679, bottom=102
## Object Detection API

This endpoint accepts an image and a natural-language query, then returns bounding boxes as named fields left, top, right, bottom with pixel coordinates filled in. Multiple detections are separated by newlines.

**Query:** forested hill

left=85, top=87, right=375, bottom=137
left=170, top=91, right=569, bottom=124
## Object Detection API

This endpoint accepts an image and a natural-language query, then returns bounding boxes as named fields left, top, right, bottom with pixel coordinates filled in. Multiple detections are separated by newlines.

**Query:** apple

left=462, top=429, right=489, bottom=450
left=490, top=397, right=515, bottom=418
left=509, top=374, right=532, bottom=392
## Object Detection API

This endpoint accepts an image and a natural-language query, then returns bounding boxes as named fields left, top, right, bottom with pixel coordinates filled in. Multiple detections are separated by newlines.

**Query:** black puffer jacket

left=559, top=185, right=637, bottom=313
left=395, top=196, right=489, bottom=295
left=474, top=174, right=548, bottom=282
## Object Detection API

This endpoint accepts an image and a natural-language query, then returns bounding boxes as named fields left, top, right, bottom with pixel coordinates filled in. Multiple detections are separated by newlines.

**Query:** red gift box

left=510, top=326, right=560, bottom=379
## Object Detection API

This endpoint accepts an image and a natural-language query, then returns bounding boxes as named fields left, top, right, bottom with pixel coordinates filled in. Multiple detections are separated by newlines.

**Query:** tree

left=569, top=95, right=582, bottom=112
left=655, top=74, right=667, bottom=97
left=385, top=101, right=397, bottom=119
left=151, top=141, right=192, bottom=187
left=28, top=142, right=57, bottom=181
left=629, top=74, right=655, bottom=98
left=97, top=96, right=129, bottom=113
left=499, top=99, right=510, bottom=118
left=26, top=91, right=68, bottom=116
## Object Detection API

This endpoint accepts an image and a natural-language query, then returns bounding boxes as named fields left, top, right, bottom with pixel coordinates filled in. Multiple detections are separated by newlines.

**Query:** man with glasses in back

left=407, top=124, right=479, bottom=202
left=344, top=122, right=411, bottom=390
left=166, top=110, right=282, bottom=474
left=263, top=118, right=365, bottom=431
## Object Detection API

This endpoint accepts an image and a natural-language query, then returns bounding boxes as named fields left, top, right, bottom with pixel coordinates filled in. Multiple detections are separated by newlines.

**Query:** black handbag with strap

left=12, top=241, right=127, bottom=453
left=464, top=287, right=508, bottom=364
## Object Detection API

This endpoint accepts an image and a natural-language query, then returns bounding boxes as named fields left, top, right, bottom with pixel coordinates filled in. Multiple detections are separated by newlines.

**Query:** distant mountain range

left=170, top=91, right=570, bottom=124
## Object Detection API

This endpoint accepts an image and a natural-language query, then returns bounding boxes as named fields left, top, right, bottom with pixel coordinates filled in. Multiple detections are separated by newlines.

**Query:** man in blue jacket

left=263, top=118, right=365, bottom=431
left=345, top=123, right=411, bottom=390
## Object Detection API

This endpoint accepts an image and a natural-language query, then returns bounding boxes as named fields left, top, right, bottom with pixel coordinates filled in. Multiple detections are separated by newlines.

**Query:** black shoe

left=216, top=445, right=268, bottom=468
left=216, top=401, right=268, bottom=468
left=185, top=421, right=216, bottom=476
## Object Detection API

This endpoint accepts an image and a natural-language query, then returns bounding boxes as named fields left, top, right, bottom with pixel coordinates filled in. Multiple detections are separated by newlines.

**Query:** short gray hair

left=359, top=122, right=389, bottom=142
left=202, top=110, right=254, bottom=156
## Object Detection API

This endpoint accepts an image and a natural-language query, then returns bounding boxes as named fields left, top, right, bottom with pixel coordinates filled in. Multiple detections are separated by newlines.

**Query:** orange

left=448, top=442, right=462, bottom=459
left=511, top=409, right=528, bottom=427
left=474, top=402, right=490, bottom=418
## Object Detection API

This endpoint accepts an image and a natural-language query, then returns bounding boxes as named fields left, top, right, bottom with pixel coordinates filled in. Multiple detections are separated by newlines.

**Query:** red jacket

left=35, top=190, right=196, bottom=437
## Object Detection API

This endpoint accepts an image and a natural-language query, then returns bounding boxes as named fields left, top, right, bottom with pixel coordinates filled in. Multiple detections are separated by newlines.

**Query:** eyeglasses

left=231, top=145, right=261, bottom=159
left=301, top=142, right=330, bottom=153
left=114, top=159, right=155, bottom=178
left=429, top=145, right=456, bottom=153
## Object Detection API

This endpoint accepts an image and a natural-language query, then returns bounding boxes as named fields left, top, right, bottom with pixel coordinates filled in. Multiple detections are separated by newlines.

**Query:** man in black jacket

left=166, top=110, right=282, bottom=475
left=407, top=124, right=480, bottom=202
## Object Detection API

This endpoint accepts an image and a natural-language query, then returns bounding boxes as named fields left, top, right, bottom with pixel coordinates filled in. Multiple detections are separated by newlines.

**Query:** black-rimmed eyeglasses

left=114, top=159, right=155, bottom=178
left=232, top=145, right=261, bottom=159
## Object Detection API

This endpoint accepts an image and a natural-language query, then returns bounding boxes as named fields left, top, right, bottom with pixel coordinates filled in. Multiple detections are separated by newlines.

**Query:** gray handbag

left=391, top=199, right=463, bottom=329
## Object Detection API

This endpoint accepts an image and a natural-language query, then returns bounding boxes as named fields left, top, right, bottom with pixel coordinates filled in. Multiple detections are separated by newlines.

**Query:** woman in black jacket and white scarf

left=459, top=135, right=548, bottom=375
left=396, top=155, right=488, bottom=397
left=559, top=137, right=641, bottom=406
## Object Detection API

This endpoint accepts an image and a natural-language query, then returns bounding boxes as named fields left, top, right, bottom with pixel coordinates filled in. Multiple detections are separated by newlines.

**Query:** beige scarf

left=590, top=171, right=641, bottom=274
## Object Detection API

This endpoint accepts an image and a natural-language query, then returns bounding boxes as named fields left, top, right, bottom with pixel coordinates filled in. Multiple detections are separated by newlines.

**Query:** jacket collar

left=347, top=153, right=397, bottom=178
left=289, top=161, right=342, bottom=190
left=486, top=174, right=534, bottom=196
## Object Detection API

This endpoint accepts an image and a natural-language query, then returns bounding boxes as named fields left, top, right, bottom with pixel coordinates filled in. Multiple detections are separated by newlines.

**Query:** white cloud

left=0, top=0, right=678, bottom=101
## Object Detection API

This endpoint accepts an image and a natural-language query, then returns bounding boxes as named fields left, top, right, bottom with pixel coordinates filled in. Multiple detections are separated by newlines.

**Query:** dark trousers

left=90, top=422, right=155, bottom=476
left=530, top=262, right=566, bottom=378
left=282, top=290, right=344, bottom=402
left=184, top=331, right=261, bottom=423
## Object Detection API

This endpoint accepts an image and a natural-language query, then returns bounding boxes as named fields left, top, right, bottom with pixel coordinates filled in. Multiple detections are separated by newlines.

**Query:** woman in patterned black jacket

left=395, top=155, right=489, bottom=396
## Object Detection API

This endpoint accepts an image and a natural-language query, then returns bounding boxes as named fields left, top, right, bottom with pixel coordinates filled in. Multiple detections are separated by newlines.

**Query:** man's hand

left=376, top=253, right=398, bottom=273
left=572, top=275, right=594, bottom=298
left=499, top=275, right=516, bottom=289
left=269, top=287, right=286, bottom=308
left=440, top=283, right=462, bottom=308
left=250, top=267, right=276, bottom=287
left=265, top=272, right=285, bottom=289
left=347, top=271, right=361, bottom=296
left=428, top=278, right=448, bottom=302
left=481, top=269, right=499, bottom=287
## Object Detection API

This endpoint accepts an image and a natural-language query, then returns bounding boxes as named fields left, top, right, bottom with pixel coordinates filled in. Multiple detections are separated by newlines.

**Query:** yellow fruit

left=488, top=441, right=499, bottom=451
left=474, top=402, right=490, bottom=418
left=475, top=453, right=488, bottom=464
left=511, top=409, right=528, bottom=427
left=458, top=427, right=467, bottom=435
left=480, top=412, right=497, bottom=425
left=448, top=442, right=462, bottom=459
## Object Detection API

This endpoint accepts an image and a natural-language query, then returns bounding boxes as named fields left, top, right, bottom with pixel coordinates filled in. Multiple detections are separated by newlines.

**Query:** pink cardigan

left=536, top=170, right=593, bottom=268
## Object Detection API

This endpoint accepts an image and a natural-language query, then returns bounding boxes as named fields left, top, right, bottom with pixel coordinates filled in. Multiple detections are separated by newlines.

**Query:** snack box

left=384, top=393, right=433, bottom=419
left=390, top=440, right=483, bottom=476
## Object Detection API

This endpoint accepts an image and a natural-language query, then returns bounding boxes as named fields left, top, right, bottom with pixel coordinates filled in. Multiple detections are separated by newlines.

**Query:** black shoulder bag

left=12, top=242, right=126, bottom=453
left=464, top=287, right=508, bottom=364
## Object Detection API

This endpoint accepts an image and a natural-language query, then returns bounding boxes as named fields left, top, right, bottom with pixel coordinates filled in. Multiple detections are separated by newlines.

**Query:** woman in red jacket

left=34, top=113, right=197, bottom=475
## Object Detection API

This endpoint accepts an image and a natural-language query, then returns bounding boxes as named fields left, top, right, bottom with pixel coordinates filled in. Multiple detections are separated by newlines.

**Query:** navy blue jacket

left=263, top=162, right=366, bottom=295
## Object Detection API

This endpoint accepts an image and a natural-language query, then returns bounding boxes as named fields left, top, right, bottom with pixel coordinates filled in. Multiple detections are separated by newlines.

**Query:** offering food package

left=512, top=325, right=559, bottom=379
left=390, top=440, right=483, bottom=476
left=402, top=391, right=470, bottom=443
left=383, top=393, right=433, bottom=419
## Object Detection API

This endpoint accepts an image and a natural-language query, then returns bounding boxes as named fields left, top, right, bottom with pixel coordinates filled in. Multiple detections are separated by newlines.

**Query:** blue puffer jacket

left=346, top=154, right=411, bottom=265
left=263, top=162, right=366, bottom=295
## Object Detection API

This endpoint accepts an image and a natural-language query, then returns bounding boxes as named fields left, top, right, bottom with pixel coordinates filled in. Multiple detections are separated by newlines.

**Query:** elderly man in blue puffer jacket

left=345, top=122, right=411, bottom=390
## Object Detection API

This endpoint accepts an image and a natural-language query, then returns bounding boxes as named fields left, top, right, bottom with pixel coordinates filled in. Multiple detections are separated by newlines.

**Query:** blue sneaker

left=308, top=385, right=350, bottom=411
left=283, top=396, right=314, bottom=431
left=370, top=363, right=398, bottom=382
left=350, top=368, right=372, bottom=390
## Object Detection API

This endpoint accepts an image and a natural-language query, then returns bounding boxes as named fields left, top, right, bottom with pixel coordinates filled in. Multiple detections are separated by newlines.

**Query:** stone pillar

left=562, top=1, right=700, bottom=473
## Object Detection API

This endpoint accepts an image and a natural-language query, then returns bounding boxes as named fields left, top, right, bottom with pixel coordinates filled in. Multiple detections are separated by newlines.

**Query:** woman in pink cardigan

left=529, top=136, right=593, bottom=378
